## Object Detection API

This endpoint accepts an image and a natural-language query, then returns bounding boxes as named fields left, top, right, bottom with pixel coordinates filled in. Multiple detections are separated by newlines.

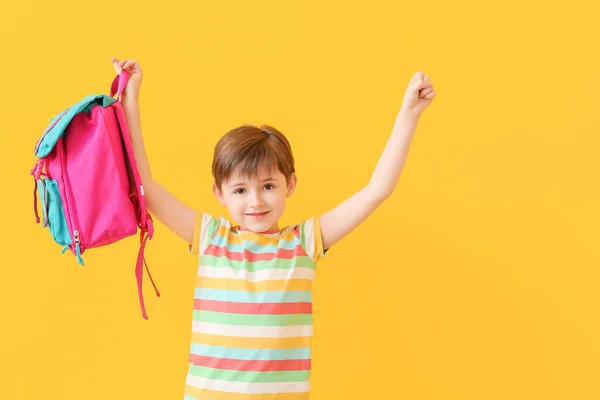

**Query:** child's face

left=213, top=166, right=297, bottom=233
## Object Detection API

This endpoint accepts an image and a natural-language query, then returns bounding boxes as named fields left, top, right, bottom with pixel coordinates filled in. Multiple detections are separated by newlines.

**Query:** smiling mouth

left=246, top=211, right=270, bottom=218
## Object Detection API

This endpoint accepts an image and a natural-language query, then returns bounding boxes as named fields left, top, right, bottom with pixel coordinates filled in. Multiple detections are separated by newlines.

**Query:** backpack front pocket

left=38, top=178, right=72, bottom=247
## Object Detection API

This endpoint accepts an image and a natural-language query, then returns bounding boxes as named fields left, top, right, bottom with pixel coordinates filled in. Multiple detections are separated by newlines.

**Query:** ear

left=213, top=182, right=227, bottom=206
left=286, top=173, right=297, bottom=198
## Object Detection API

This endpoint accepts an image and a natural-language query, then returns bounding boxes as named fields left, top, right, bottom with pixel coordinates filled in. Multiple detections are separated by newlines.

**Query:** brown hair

left=212, top=124, right=295, bottom=190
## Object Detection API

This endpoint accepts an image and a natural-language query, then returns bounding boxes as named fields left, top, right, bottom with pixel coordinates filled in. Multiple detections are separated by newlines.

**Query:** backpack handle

left=110, top=70, right=131, bottom=101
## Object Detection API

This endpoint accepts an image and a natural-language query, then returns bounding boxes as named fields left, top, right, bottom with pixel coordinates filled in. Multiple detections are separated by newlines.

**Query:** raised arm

left=112, top=58, right=197, bottom=245
left=319, top=71, right=436, bottom=250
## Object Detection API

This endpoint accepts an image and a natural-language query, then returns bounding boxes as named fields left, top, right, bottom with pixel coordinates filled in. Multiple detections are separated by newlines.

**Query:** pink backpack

left=31, top=71, right=160, bottom=319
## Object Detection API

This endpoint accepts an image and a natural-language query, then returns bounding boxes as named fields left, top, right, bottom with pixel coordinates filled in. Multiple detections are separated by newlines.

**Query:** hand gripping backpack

left=30, top=71, right=160, bottom=319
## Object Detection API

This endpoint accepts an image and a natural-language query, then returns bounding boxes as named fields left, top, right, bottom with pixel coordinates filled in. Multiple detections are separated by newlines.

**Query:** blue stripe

left=194, top=288, right=312, bottom=303
left=241, top=239, right=300, bottom=254
left=190, top=344, right=311, bottom=360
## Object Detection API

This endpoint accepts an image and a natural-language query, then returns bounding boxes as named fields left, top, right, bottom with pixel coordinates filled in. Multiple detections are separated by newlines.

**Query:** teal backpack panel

left=34, top=94, right=116, bottom=158
left=37, top=179, right=72, bottom=247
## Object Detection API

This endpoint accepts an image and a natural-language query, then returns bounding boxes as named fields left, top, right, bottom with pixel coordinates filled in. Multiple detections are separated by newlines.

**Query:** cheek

left=225, top=197, right=244, bottom=212
left=269, top=192, right=287, bottom=208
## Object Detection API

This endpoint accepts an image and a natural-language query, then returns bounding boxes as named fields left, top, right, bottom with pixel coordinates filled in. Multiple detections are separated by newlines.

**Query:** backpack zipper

left=60, top=137, right=84, bottom=265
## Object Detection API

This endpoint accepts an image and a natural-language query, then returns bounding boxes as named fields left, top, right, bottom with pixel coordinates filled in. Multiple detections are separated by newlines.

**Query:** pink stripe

left=194, top=300, right=312, bottom=315
left=189, top=354, right=311, bottom=372
left=204, top=244, right=308, bottom=262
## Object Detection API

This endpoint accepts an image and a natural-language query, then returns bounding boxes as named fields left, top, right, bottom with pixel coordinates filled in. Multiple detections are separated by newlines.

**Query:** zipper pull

left=74, top=230, right=84, bottom=266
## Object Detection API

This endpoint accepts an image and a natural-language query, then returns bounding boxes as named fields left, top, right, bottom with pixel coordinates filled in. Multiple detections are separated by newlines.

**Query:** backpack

left=30, top=71, right=160, bottom=319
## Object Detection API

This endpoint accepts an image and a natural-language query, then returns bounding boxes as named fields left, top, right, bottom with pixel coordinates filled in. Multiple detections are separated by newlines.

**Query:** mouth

left=246, top=211, right=270, bottom=219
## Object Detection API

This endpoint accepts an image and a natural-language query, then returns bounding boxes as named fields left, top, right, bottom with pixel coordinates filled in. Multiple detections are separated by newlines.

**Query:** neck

left=238, top=223, right=280, bottom=234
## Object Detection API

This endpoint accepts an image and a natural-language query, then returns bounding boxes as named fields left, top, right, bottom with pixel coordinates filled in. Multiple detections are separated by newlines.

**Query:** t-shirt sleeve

left=189, top=212, right=220, bottom=256
left=298, top=216, right=326, bottom=263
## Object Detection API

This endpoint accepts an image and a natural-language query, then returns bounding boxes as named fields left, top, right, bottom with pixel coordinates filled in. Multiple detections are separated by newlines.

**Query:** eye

left=234, top=188, right=246, bottom=194
left=264, top=183, right=275, bottom=190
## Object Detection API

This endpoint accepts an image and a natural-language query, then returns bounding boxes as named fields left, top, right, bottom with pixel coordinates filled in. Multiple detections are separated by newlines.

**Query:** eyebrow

left=228, top=177, right=275, bottom=187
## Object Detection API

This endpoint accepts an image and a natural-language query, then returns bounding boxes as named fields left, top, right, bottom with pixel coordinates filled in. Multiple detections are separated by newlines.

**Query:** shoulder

left=190, top=213, right=233, bottom=256
left=285, top=217, right=326, bottom=263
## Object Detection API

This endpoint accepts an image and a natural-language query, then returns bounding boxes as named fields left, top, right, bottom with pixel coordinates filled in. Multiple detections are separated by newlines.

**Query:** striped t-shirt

left=184, top=212, right=325, bottom=400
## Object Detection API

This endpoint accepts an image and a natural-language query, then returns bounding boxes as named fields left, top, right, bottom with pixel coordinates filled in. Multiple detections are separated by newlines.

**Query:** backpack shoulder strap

left=112, top=100, right=153, bottom=236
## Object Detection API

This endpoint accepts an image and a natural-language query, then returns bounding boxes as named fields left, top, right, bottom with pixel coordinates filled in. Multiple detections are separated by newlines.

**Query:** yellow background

left=1, top=0, right=599, bottom=399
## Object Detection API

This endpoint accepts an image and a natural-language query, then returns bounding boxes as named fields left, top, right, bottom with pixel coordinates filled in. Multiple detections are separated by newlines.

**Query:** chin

left=249, top=221, right=271, bottom=231
left=244, top=218, right=274, bottom=232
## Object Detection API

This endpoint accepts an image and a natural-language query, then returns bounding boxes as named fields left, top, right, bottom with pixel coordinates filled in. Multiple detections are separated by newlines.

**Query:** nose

left=249, top=191, right=264, bottom=208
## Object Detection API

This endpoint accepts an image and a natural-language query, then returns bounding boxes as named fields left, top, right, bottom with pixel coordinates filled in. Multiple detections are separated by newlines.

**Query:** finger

left=115, top=59, right=130, bottom=74
left=419, top=87, right=434, bottom=97
left=413, top=79, right=426, bottom=91
left=412, top=76, right=433, bottom=90
left=412, top=71, right=425, bottom=84
left=124, top=60, right=137, bottom=69
left=112, top=58, right=122, bottom=73
left=421, top=82, right=434, bottom=91
left=424, top=90, right=436, bottom=99
left=123, top=60, right=139, bottom=73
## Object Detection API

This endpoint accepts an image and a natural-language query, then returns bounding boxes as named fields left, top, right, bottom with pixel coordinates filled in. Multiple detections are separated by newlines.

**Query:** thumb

left=412, top=71, right=425, bottom=83
left=111, top=57, right=122, bottom=74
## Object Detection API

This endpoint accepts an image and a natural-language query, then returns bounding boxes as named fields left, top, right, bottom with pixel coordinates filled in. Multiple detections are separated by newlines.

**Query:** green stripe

left=299, top=220, right=308, bottom=252
left=194, top=310, right=313, bottom=326
left=198, top=254, right=316, bottom=271
left=207, top=217, right=220, bottom=239
left=188, top=364, right=310, bottom=383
